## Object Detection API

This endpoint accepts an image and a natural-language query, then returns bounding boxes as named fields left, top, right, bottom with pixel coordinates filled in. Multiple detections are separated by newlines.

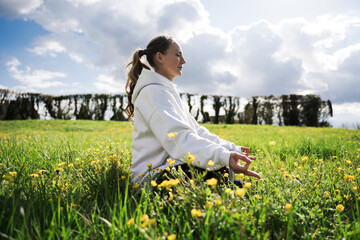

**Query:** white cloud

left=330, top=102, right=360, bottom=128
left=6, top=56, right=66, bottom=89
left=94, top=74, right=124, bottom=94
left=28, top=41, right=66, bottom=57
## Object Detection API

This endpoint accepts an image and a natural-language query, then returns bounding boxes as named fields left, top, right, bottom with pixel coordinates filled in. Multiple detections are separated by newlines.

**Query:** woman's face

left=155, top=41, right=186, bottom=81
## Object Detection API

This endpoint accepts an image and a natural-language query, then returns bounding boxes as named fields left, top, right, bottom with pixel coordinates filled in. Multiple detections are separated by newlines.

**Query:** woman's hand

left=229, top=152, right=261, bottom=179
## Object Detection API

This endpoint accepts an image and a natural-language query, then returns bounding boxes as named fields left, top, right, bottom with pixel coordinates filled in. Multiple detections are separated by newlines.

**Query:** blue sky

left=0, top=0, right=360, bottom=127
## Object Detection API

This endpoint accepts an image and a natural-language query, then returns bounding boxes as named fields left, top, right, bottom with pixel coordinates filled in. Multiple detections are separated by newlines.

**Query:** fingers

left=241, top=147, right=250, bottom=156
left=229, top=152, right=261, bottom=179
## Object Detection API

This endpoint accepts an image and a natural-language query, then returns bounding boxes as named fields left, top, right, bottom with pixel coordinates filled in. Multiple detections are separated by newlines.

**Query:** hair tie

left=139, top=49, right=147, bottom=57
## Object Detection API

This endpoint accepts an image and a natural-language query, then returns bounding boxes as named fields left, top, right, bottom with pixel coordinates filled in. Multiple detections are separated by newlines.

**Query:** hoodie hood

left=132, top=69, right=176, bottom=104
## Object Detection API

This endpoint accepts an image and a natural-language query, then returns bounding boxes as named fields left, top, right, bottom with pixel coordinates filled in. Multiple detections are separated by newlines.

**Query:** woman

left=125, top=35, right=260, bottom=184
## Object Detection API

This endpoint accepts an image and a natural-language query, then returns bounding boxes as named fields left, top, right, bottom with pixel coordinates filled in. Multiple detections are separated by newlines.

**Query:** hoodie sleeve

left=137, top=86, right=232, bottom=170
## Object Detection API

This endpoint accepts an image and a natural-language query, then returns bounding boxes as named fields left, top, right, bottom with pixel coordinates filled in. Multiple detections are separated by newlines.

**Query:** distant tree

left=224, top=96, right=240, bottom=124
left=200, top=95, right=210, bottom=123
left=251, top=97, right=259, bottom=125
left=212, top=96, right=224, bottom=124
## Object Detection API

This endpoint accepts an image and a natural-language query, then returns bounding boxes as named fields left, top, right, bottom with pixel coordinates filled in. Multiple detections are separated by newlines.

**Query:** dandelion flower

left=207, top=160, right=215, bottom=166
left=269, top=141, right=276, bottom=146
left=225, top=188, right=232, bottom=194
left=285, top=203, right=293, bottom=212
left=68, top=163, right=74, bottom=168
left=324, top=192, right=329, bottom=198
left=58, top=162, right=66, bottom=167
left=151, top=180, right=157, bottom=187
left=357, top=168, right=360, bottom=172
left=344, top=195, right=349, bottom=200
left=244, top=182, right=251, bottom=189
left=206, top=178, right=218, bottom=186
left=353, top=186, right=358, bottom=191
left=224, top=173, right=229, bottom=177
left=167, top=234, right=176, bottom=240
left=336, top=204, right=344, bottom=212
left=301, top=156, right=308, bottom=163
left=238, top=173, right=245, bottom=179
left=167, top=132, right=178, bottom=138
left=235, top=188, right=246, bottom=197
left=187, top=152, right=196, bottom=163
left=205, top=202, right=213, bottom=209
left=29, top=173, right=39, bottom=178
left=147, top=163, right=152, bottom=168
left=168, top=192, right=174, bottom=201
left=215, top=199, right=222, bottom=206
left=191, top=209, right=202, bottom=217
left=9, top=171, right=17, bottom=176
left=334, top=189, right=340, bottom=195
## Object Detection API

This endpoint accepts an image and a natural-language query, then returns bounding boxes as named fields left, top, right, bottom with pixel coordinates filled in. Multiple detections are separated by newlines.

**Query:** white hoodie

left=130, top=69, right=243, bottom=183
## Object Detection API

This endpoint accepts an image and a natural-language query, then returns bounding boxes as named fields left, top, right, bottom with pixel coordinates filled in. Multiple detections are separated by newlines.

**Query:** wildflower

left=29, top=173, right=39, bottom=178
left=151, top=180, right=157, bottom=187
left=207, top=160, right=215, bottom=166
left=168, top=192, right=174, bottom=201
left=147, top=163, right=152, bottom=168
left=205, top=202, right=213, bottom=209
left=225, top=188, right=232, bottom=194
left=58, top=162, right=66, bottom=167
left=68, top=163, right=74, bottom=168
left=133, top=183, right=139, bottom=188
left=215, top=199, right=222, bottom=206
left=149, top=218, right=156, bottom=225
left=167, top=158, right=176, bottom=166
left=285, top=203, right=293, bottom=212
left=140, top=214, right=149, bottom=223
left=9, top=171, right=17, bottom=176
left=138, top=173, right=145, bottom=178
left=336, top=204, right=345, bottom=212
left=167, top=234, right=176, bottom=240
left=238, top=173, right=245, bottom=180
left=301, top=156, right=308, bottom=163
left=357, top=168, right=360, bottom=172
left=324, top=192, right=329, bottom=198
left=121, top=176, right=126, bottom=180
left=167, top=132, right=178, bottom=138
left=255, top=194, right=261, bottom=199
left=353, top=186, right=358, bottom=191
left=244, top=182, right=251, bottom=189
left=334, top=190, right=340, bottom=195
left=206, top=178, right=218, bottom=186
left=344, top=175, right=355, bottom=181
left=358, top=197, right=360, bottom=201
left=224, top=173, right=229, bottom=177
left=191, top=209, right=202, bottom=217
left=187, top=152, right=196, bottom=163
left=269, top=141, right=276, bottom=146
left=344, top=195, right=349, bottom=200
left=235, top=188, right=246, bottom=197
left=158, top=179, right=180, bottom=190
left=55, top=168, right=63, bottom=173
left=280, top=168, right=285, bottom=172
left=346, top=160, right=351, bottom=165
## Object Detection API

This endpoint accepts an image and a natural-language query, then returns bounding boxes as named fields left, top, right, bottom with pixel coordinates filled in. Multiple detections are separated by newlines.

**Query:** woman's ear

left=155, top=52, right=163, bottom=65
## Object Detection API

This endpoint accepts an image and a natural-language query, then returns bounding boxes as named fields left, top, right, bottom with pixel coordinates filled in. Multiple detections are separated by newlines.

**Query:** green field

left=0, top=120, right=359, bottom=239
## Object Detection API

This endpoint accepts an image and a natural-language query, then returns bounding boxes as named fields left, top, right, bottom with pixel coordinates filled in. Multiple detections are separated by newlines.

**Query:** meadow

left=0, top=120, right=359, bottom=239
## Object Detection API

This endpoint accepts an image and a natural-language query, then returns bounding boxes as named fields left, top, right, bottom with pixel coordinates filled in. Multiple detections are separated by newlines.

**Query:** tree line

left=0, top=88, right=332, bottom=127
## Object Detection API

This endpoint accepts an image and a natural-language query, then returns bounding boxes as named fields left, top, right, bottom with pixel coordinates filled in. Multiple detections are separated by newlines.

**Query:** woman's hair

left=125, top=35, right=174, bottom=120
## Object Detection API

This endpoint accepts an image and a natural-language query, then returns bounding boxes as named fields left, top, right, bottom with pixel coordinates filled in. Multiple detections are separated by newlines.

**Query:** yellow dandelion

left=206, top=178, right=218, bottom=186
left=151, top=180, right=157, bottom=187
left=147, top=163, right=152, bottom=168
left=224, top=173, right=229, bottom=177
left=225, top=188, right=232, bottom=194
left=168, top=192, right=174, bottom=201
left=357, top=168, right=360, bottom=172
left=353, top=186, right=358, bottom=191
left=301, top=156, right=308, bottom=163
left=238, top=173, right=245, bottom=179
left=344, top=195, right=349, bottom=200
left=205, top=202, right=213, bottom=209
left=187, top=152, right=196, bottom=163
left=191, top=209, right=202, bottom=217
left=167, top=234, right=176, bottom=240
left=29, top=173, right=39, bottom=178
left=207, top=160, right=215, bottom=166
left=255, top=194, right=261, bottom=199
left=285, top=203, right=293, bottom=212
left=280, top=168, right=285, bottom=172
left=167, top=132, right=178, bottom=138
left=58, top=162, right=66, bottom=167
left=235, top=188, right=246, bottom=197
left=68, top=163, right=74, bottom=168
left=324, top=192, right=329, bottom=198
left=336, top=204, right=344, bottom=212
left=335, top=189, right=340, bottom=195
left=121, top=176, right=126, bottom=180
left=269, top=141, right=276, bottom=146
left=138, top=173, right=145, bottom=178
left=215, top=199, right=222, bottom=206
left=133, top=183, right=139, bottom=188
left=244, top=182, right=251, bottom=189
left=9, top=171, right=17, bottom=176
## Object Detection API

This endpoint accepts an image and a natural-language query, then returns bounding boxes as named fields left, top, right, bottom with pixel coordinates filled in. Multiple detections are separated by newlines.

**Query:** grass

left=0, top=120, right=359, bottom=239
